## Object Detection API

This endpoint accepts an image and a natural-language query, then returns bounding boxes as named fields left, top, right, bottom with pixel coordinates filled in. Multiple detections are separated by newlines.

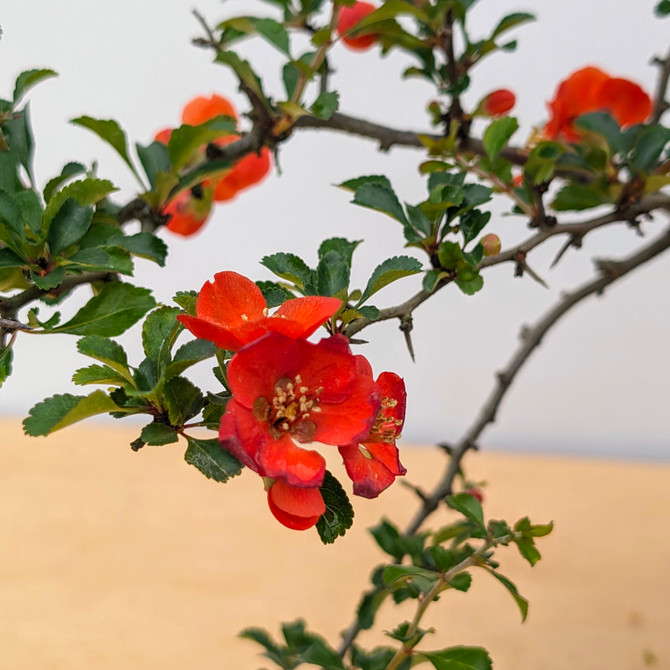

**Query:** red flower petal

left=483, top=89, right=516, bottom=117
left=182, top=94, right=237, bottom=125
left=267, top=480, right=325, bottom=530
left=338, top=442, right=398, bottom=498
left=176, top=315, right=247, bottom=351
left=597, top=78, right=652, bottom=127
left=274, top=297, right=343, bottom=339
left=196, top=271, right=267, bottom=328
left=257, top=435, right=326, bottom=487
left=218, top=398, right=266, bottom=473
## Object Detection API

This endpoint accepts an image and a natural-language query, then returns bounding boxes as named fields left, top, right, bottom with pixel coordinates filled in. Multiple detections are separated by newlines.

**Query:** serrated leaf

left=142, top=306, right=182, bottom=364
left=484, top=568, right=529, bottom=621
left=184, top=436, right=242, bottom=482
left=141, top=422, right=179, bottom=446
left=0, top=346, right=14, bottom=389
left=0, top=247, right=25, bottom=269
left=339, top=174, right=394, bottom=193
left=72, top=363, right=128, bottom=386
left=261, top=252, right=314, bottom=291
left=71, top=116, right=142, bottom=183
left=629, top=125, right=670, bottom=173
left=351, top=183, right=409, bottom=226
left=357, top=255, right=422, bottom=305
left=459, top=209, right=491, bottom=246
left=30, top=267, right=65, bottom=290
left=136, top=140, right=171, bottom=189
left=239, top=627, right=287, bottom=668
left=23, top=391, right=120, bottom=436
left=13, top=69, right=57, bottom=107
left=43, top=162, right=87, bottom=204
left=47, top=198, right=94, bottom=256
left=383, top=564, right=439, bottom=587
left=173, top=290, right=198, bottom=315
left=316, top=471, right=354, bottom=544
left=163, top=375, right=204, bottom=425
left=165, top=338, right=217, bottom=379
left=575, top=111, right=624, bottom=154
left=43, top=178, right=118, bottom=227
left=445, top=493, right=485, bottom=529
left=482, top=116, right=518, bottom=159
left=255, top=17, right=291, bottom=55
left=64, top=247, right=133, bottom=275
left=256, top=280, right=295, bottom=307
left=108, top=232, right=168, bottom=267
left=49, top=282, right=155, bottom=335
left=310, top=91, right=339, bottom=120
left=552, top=182, right=612, bottom=211
left=316, top=250, right=350, bottom=297
left=422, top=646, right=493, bottom=670
left=300, top=639, right=345, bottom=669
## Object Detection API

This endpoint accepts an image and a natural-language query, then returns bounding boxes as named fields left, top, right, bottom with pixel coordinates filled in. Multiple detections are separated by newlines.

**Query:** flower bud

left=337, top=2, right=377, bottom=51
left=482, top=89, right=516, bottom=116
left=480, top=233, right=501, bottom=257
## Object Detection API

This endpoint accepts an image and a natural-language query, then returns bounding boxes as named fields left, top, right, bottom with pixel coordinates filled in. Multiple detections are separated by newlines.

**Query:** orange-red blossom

left=545, top=66, right=652, bottom=142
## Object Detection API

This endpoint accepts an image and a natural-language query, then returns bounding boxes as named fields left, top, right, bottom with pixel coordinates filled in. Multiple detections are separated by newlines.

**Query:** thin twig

left=651, top=46, right=670, bottom=124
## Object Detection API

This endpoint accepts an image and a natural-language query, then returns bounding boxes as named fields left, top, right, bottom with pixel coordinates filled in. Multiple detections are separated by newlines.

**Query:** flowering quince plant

left=3, top=0, right=670, bottom=668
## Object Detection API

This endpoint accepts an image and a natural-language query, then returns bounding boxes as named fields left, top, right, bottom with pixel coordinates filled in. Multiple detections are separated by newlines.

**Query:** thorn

left=399, top=313, right=415, bottom=362
left=399, top=480, right=428, bottom=502
left=523, top=262, right=549, bottom=289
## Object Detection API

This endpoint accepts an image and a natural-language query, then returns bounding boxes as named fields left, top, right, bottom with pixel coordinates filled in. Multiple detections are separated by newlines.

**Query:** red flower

left=339, top=368, right=406, bottom=498
left=337, top=2, right=377, bottom=51
left=266, top=480, right=326, bottom=530
left=177, top=271, right=342, bottom=352
left=182, top=94, right=238, bottom=125
left=545, top=66, right=652, bottom=141
left=481, top=89, right=516, bottom=117
left=219, top=332, right=381, bottom=488
left=161, top=185, right=213, bottom=237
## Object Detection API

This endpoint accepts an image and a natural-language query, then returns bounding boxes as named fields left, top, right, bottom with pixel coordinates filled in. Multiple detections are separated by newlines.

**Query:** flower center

left=368, top=395, right=403, bottom=443
left=253, top=374, right=322, bottom=442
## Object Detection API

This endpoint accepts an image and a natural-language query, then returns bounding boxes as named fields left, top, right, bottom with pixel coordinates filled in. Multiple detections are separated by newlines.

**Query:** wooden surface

left=1, top=418, right=669, bottom=669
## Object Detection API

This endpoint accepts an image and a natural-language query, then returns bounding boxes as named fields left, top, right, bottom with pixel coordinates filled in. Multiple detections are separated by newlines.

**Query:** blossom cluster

left=156, top=95, right=272, bottom=236
left=178, top=272, right=407, bottom=530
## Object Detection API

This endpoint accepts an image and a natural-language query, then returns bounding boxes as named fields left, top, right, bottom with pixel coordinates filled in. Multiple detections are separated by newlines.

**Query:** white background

left=1, top=0, right=669, bottom=459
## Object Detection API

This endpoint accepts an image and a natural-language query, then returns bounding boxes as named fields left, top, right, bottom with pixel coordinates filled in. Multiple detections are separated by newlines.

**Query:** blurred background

left=1, top=0, right=669, bottom=459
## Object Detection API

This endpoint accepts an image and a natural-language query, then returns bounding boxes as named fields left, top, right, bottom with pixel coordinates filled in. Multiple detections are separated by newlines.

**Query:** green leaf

left=173, top=290, right=198, bottom=315
left=64, top=247, right=134, bottom=275
left=575, top=112, right=624, bottom=154
left=136, top=141, right=171, bottom=189
left=356, top=583, right=389, bottom=630
left=0, top=346, right=14, bottom=389
left=351, top=183, right=409, bottom=226
left=316, top=250, right=350, bottom=297
left=316, top=471, right=354, bottom=544
left=656, top=0, right=670, bottom=16
left=43, top=162, right=87, bottom=203
left=370, top=519, right=403, bottom=559
left=140, top=422, right=179, bottom=446
left=482, top=116, right=518, bottom=159
left=49, top=282, right=155, bottom=336
left=339, top=174, right=394, bottom=193
left=108, top=232, right=168, bottom=267
left=184, top=436, right=242, bottom=483
left=524, top=142, right=564, bottom=184
left=422, top=646, right=492, bottom=670
left=358, top=255, right=422, bottom=304
left=300, top=639, right=345, bottom=670
left=167, top=117, right=237, bottom=172
left=629, top=125, right=670, bottom=173
left=72, top=363, right=128, bottom=386
left=47, top=198, right=93, bottom=256
left=3, top=106, right=37, bottom=189
left=455, top=265, right=484, bottom=296
left=23, top=391, right=120, bottom=436
left=382, top=564, right=439, bottom=588
left=448, top=572, right=472, bottom=592
left=552, top=182, right=612, bottom=211
left=142, top=306, right=182, bottom=364
left=310, top=91, right=339, bottom=120
left=445, top=493, right=485, bottom=529
left=437, top=241, right=463, bottom=270
left=239, top=627, right=287, bottom=668
left=30, top=267, right=65, bottom=290
left=255, top=280, right=294, bottom=307
left=255, top=17, right=291, bottom=55
left=13, top=69, right=57, bottom=107
left=261, top=252, right=314, bottom=291
left=215, top=51, right=272, bottom=115
left=491, top=12, right=535, bottom=38
left=43, top=178, right=118, bottom=227
left=165, top=339, right=217, bottom=379
left=484, top=568, right=529, bottom=621
left=163, top=375, right=204, bottom=426
left=71, top=116, right=142, bottom=183
left=459, top=209, right=491, bottom=246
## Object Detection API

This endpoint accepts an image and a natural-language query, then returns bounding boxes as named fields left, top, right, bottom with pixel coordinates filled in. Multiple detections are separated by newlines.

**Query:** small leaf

left=43, top=162, right=87, bottom=204
left=422, top=646, right=493, bottom=670
left=351, top=183, right=409, bottom=226
left=108, top=232, right=168, bottom=267
left=455, top=265, right=484, bottom=296
left=316, top=250, right=350, bottom=296
left=445, top=493, right=485, bottom=529
left=437, top=241, right=463, bottom=270
left=491, top=12, right=535, bottom=38
left=173, top=290, right=198, bottom=315
left=310, top=91, right=339, bottom=120
left=167, top=117, right=237, bottom=172
left=13, top=69, right=57, bottom=106
left=215, top=51, right=272, bottom=115
left=163, top=375, right=204, bottom=426
left=136, top=140, right=171, bottom=189
left=382, top=564, right=439, bottom=588
left=255, top=17, right=291, bottom=55
left=30, top=267, right=65, bottom=290
left=358, top=255, right=422, bottom=305
left=339, top=175, right=394, bottom=192
left=575, top=111, right=624, bottom=154
left=300, top=639, right=345, bottom=670
left=552, top=182, right=612, bottom=211
left=0, top=346, right=14, bottom=389
left=47, top=198, right=93, bottom=256
left=239, top=627, right=287, bottom=668
left=23, top=391, right=120, bottom=436
left=71, top=116, right=142, bottom=183
left=255, top=280, right=294, bottom=307
left=484, top=568, right=529, bottom=622
left=184, top=436, right=242, bottom=483
left=629, top=125, right=670, bottom=173
left=72, top=363, right=128, bottom=387
left=482, top=116, right=518, bottom=159
left=316, top=471, right=354, bottom=544
left=166, top=339, right=217, bottom=379
left=261, top=252, right=314, bottom=291
left=49, top=282, right=155, bottom=336
left=141, top=422, right=179, bottom=446
left=43, top=178, right=118, bottom=227
left=142, top=306, right=182, bottom=364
